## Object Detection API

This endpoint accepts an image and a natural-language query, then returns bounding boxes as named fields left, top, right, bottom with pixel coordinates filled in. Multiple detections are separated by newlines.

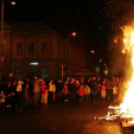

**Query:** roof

left=9, top=21, right=56, bottom=32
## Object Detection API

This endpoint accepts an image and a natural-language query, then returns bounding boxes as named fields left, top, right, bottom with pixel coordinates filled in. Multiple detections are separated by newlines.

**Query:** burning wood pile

left=95, top=24, right=134, bottom=128
left=94, top=105, right=134, bottom=127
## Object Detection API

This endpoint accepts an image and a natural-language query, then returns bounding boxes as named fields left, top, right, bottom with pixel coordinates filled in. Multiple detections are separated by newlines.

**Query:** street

left=0, top=101, right=133, bottom=134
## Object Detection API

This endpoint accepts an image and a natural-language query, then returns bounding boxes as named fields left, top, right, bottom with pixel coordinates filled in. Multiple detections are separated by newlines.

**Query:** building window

left=28, top=67, right=36, bottom=80
left=40, top=67, right=48, bottom=79
left=1, top=44, right=4, bottom=55
left=42, top=42, right=48, bottom=55
left=17, top=43, right=22, bottom=55
left=29, top=43, right=34, bottom=55
left=15, top=68, right=23, bottom=79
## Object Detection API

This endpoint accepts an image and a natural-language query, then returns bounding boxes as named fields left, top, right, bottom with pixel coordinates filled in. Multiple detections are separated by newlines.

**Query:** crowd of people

left=0, top=74, right=123, bottom=113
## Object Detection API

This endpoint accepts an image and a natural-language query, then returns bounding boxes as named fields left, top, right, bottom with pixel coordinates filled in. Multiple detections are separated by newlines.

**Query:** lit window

left=40, top=67, right=48, bottom=79
left=17, top=43, right=22, bottom=55
left=29, top=43, right=34, bottom=55
left=42, top=42, right=48, bottom=55
left=15, top=68, right=23, bottom=79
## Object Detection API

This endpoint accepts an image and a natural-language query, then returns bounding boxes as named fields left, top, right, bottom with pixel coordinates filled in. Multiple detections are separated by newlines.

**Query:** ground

left=0, top=101, right=134, bottom=134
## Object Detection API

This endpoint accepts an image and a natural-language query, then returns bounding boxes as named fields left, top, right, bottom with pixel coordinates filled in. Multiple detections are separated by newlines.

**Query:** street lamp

left=1, top=0, right=16, bottom=56
left=91, top=50, right=95, bottom=54
left=68, top=32, right=76, bottom=77
left=11, top=1, right=16, bottom=5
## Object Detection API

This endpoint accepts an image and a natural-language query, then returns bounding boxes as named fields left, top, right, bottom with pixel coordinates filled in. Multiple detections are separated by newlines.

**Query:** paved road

left=0, top=101, right=134, bottom=134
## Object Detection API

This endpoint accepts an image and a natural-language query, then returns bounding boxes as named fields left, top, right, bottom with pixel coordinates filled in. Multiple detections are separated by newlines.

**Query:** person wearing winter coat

left=16, top=80, right=24, bottom=112
left=56, top=79, right=63, bottom=103
left=77, top=84, right=85, bottom=102
left=48, top=79, right=56, bottom=103
left=84, top=84, right=91, bottom=102
left=33, top=77, right=41, bottom=106
left=62, top=84, right=69, bottom=102
left=68, top=78, right=76, bottom=102
left=40, top=80, right=48, bottom=105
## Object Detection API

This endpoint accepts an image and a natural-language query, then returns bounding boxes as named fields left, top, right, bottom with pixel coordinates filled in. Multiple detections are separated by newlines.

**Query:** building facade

left=0, top=22, right=87, bottom=80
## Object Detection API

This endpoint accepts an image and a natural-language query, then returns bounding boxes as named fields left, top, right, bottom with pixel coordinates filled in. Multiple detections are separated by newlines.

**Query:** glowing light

left=122, top=50, right=126, bottom=54
left=71, top=32, right=76, bottom=36
left=91, top=50, right=94, bottom=54
left=11, top=1, right=16, bottom=5
left=30, top=62, right=39, bottom=65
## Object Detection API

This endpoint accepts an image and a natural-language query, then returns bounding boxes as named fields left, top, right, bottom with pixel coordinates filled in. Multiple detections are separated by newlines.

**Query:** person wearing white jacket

left=48, top=79, right=56, bottom=103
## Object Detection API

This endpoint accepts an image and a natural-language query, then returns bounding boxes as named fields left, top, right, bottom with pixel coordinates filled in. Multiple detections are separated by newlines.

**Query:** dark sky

left=2, top=0, right=134, bottom=61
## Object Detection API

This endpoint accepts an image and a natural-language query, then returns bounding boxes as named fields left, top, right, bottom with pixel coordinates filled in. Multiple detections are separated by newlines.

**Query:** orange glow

left=118, top=24, right=134, bottom=116
left=72, top=32, right=76, bottom=36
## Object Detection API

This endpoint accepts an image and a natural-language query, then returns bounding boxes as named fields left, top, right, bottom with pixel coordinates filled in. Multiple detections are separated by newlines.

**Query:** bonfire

left=95, top=24, right=134, bottom=127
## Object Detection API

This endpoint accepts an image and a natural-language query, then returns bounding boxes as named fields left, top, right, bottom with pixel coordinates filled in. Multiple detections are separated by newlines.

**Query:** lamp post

left=0, top=0, right=16, bottom=56
left=68, top=32, right=76, bottom=77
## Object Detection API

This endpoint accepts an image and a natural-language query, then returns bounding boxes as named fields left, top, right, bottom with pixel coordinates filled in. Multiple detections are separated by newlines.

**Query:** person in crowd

left=75, top=80, right=80, bottom=101
left=101, top=78, right=107, bottom=100
left=80, top=77, right=85, bottom=85
left=75, top=80, right=80, bottom=90
left=11, top=79, right=17, bottom=111
left=77, top=84, right=85, bottom=102
left=56, top=79, right=63, bottom=103
left=40, top=80, right=48, bottom=105
left=25, top=77, right=33, bottom=105
left=65, top=77, right=70, bottom=85
left=24, top=84, right=31, bottom=107
left=68, top=78, right=76, bottom=102
left=106, top=78, right=113, bottom=100
left=5, top=82, right=12, bottom=111
left=87, top=77, right=92, bottom=88
left=48, top=78, right=56, bottom=103
left=33, top=76, right=41, bottom=107
left=0, top=90, right=6, bottom=113
left=112, top=77, right=119, bottom=99
left=84, top=84, right=91, bottom=102
left=95, top=77, right=101, bottom=101
left=90, top=77, right=96, bottom=102
left=16, top=80, right=24, bottom=112
left=8, top=73, right=14, bottom=84
left=62, top=83, right=69, bottom=102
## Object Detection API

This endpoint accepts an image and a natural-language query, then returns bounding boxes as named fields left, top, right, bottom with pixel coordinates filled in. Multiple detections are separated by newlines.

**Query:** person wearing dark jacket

left=24, top=83, right=31, bottom=107
left=56, top=79, right=63, bottom=102
left=68, top=78, right=76, bottom=102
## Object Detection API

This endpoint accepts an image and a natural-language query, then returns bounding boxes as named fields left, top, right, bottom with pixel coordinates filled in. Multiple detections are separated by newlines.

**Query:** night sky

left=2, top=0, right=134, bottom=66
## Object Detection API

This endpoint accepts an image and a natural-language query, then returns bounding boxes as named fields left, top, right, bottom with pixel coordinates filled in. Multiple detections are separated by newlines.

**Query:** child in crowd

left=24, top=84, right=31, bottom=107
left=77, top=84, right=84, bottom=102
left=84, top=84, right=91, bottom=102
left=40, top=80, right=48, bottom=105
left=62, top=84, right=69, bottom=102
left=0, top=90, right=6, bottom=113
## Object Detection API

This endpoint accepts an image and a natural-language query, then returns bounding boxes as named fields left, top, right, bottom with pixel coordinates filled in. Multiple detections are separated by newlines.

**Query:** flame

left=119, top=25, right=134, bottom=116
